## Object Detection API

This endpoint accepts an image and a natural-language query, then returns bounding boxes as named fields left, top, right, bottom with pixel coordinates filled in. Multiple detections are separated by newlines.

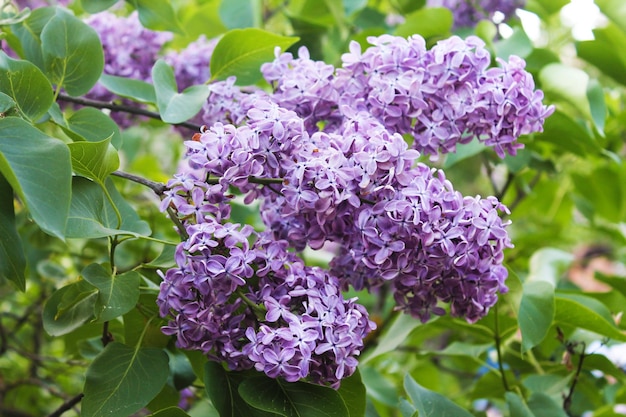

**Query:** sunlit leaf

left=68, top=137, right=120, bottom=186
left=81, top=0, right=119, bottom=13
left=99, top=74, right=156, bottom=104
left=505, top=392, right=535, bottom=417
left=555, top=292, right=626, bottom=341
left=66, top=107, right=123, bottom=149
left=394, top=8, right=453, bottom=39
left=219, top=0, right=261, bottom=29
left=128, top=0, right=184, bottom=34
left=210, top=28, right=299, bottom=85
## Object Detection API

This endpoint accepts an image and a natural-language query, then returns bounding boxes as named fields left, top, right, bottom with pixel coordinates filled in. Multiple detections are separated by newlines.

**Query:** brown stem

left=57, top=93, right=202, bottom=132
left=111, top=170, right=166, bottom=195
left=46, top=393, right=84, bottom=417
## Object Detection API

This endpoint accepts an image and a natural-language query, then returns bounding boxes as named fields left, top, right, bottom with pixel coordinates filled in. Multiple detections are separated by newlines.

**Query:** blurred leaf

left=595, top=272, right=626, bottom=299
left=152, top=59, right=210, bottom=124
left=68, top=137, right=120, bottom=185
left=404, top=374, right=474, bottom=417
left=572, top=164, right=626, bottom=223
left=0, top=174, right=26, bottom=290
left=595, top=0, right=626, bottom=34
left=519, top=280, right=555, bottom=353
left=554, top=293, right=626, bottom=341
left=343, top=0, right=367, bottom=16
left=167, top=350, right=196, bottom=390
left=0, top=51, right=53, bottom=122
left=66, top=107, right=123, bottom=149
left=583, top=353, right=626, bottom=383
left=81, top=0, right=119, bottom=13
left=437, top=341, right=493, bottom=357
left=204, top=362, right=279, bottom=417
left=527, top=392, right=568, bottom=417
left=0, top=117, right=71, bottom=239
left=65, top=176, right=151, bottom=238
left=239, top=375, right=350, bottom=417
left=537, top=110, right=599, bottom=156
left=586, top=79, right=606, bottom=136
left=360, top=366, right=399, bottom=406
left=443, top=138, right=485, bottom=169
left=505, top=392, right=535, bottom=417
left=219, top=0, right=261, bottom=29
left=526, top=247, right=574, bottom=287
left=83, top=342, right=169, bottom=417
left=393, top=8, right=452, bottom=39
left=398, top=399, right=417, bottom=417
left=128, top=0, right=184, bottom=34
left=0, top=92, right=16, bottom=114
left=495, top=27, right=533, bottom=60
left=177, top=1, right=227, bottom=41
left=99, top=74, right=157, bottom=104
left=576, top=24, right=626, bottom=87
left=540, top=63, right=591, bottom=119
left=43, top=280, right=98, bottom=336
left=523, top=374, right=571, bottom=397
left=41, top=8, right=104, bottom=96
left=524, top=0, right=569, bottom=16
left=81, top=263, right=140, bottom=322
left=361, top=313, right=421, bottom=363
left=210, top=28, right=299, bottom=85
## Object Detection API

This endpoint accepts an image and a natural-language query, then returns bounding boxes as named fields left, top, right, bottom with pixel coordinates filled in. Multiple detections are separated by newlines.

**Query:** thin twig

left=57, top=93, right=202, bottom=132
left=493, top=303, right=510, bottom=391
left=111, top=170, right=166, bottom=195
left=206, top=176, right=284, bottom=186
left=46, top=393, right=84, bottom=417
left=563, top=342, right=586, bottom=415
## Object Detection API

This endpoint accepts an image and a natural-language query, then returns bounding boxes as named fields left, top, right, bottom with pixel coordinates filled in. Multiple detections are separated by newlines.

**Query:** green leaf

left=148, top=407, right=191, bottom=417
left=554, top=293, right=626, bottom=341
left=576, top=24, right=626, bottom=87
left=336, top=369, right=366, bottom=417
left=0, top=92, right=16, bottom=114
left=494, top=27, right=533, bottom=60
left=10, top=7, right=56, bottom=69
left=443, top=138, right=486, bottom=169
left=210, top=28, right=299, bottom=85
left=437, top=341, right=493, bottom=357
left=83, top=342, right=169, bottom=417
left=595, top=272, right=626, bottom=299
left=359, top=366, right=399, bottom=407
left=99, top=74, right=157, bottom=104
left=239, top=375, right=350, bottom=417
left=526, top=247, right=574, bottom=286
left=403, top=374, right=474, bottom=417
left=0, top=174, right=26, bottom=290
left=81, top=0, right=119, bottom=13
left=68, top=137, right=120, bottom=186
left=586, top=79, right=606, bottom=135
left=362, top=313, right=421, bottom=363
left=519, top=280, right=555, bottom=352
left=572, top=165, right=626, bottom=223
left=41, top=8, right=104, bottom=96
left=129, top=0, right=184, bottom=34
left=0, top=117, right=71, bottom=239
left=42, top=280, right=98, bottom=336
left=505, top=392, right=535, bottom=417
left=523, top=374, right=572, bottom=397
left=393, top=8, right=453, bottom=39
left=537, top=110, right=599, bottom=157
left=594, top=0, right=626, bottom=34
left=81, top=263, right=140, bottom=322
left=152, top=59, right=210, bottom=124
left=65, top=176, right=151, bottom=238
left=539, top=63, right=591, bottom=119
left=66, top=107, right=123, bottom=149
left=219, top=0, right=261, bottom=29
left=0, top=52, right=54, bottom=122
left=527, top=392, right=568, bottom=417
left=204, top=362, right=279, bottom=417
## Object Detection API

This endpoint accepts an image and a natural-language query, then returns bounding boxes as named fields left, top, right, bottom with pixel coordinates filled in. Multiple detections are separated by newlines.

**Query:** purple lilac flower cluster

left=157, top=167, right=375, bottom=387
left=14, top=0, right=70, bottom=9
left=427, top=0, right=525, bottom=29
left=159, top=33, right=552, bottom=384
left=83, top=11, right=172, bottom=127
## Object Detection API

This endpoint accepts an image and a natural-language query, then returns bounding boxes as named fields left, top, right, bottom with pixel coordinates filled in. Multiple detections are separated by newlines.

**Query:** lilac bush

left=158, top=33, right=553, bottom=386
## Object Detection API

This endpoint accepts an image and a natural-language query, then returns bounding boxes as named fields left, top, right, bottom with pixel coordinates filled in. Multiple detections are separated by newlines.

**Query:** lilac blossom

left=427, top=0, right=525, bottom=29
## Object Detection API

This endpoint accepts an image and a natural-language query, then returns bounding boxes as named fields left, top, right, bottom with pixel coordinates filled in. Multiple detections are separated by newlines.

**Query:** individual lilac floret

left=83, top=11, right=172, bottom=127
left=427, top=0, right=525, bottom=29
